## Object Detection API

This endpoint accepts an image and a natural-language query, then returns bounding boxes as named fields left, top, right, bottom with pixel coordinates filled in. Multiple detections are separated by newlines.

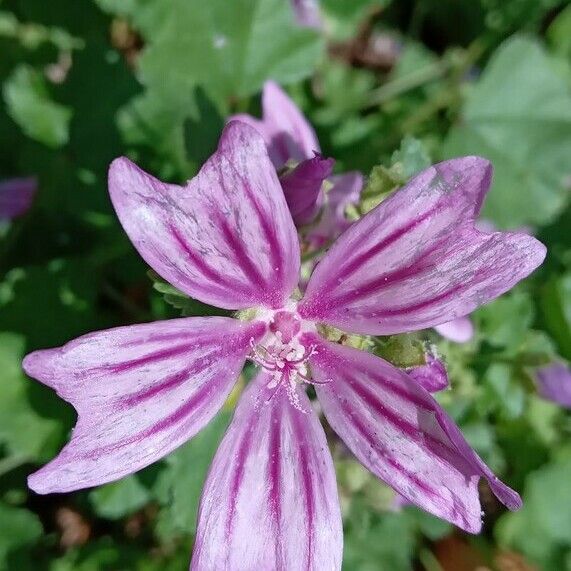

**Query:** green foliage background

left=1, top=0, right=571, bottom=569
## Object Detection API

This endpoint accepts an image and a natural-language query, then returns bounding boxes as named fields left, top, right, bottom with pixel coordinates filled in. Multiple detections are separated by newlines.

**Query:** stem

left=367, top=60, right=450, bottom=108
left=419, top=549, right=445, bottom=571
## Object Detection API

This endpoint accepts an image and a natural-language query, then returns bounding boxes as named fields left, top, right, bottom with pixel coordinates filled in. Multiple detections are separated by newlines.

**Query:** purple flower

left=291, top=0, right=322, bottom=29
left=0, top=177, right=37, bottom=221
left=435, top=316, right=475, bottom=343
left=408, top=351, right=449, bottom=393
left=535, top=363, right=571, bottom=408
left=231, top=81, right=362, bottom=239
left=24, top=123, right=546, bottom=567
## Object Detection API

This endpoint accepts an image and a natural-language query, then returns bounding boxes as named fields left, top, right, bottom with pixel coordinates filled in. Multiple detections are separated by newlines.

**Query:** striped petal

left=231, top=81, right=320, bottom=168
left=299, top=158, right=546, bottom=335
left=280, top=155, right=334, bottom=225
left=305, top=334, right=521, bottom=533
left=0, top=177, right=37, bottom=220
left=23, top=317, right=265, bottom=493
left=192, top=372, right=342, bottom=571
left=109, top=121, right=300, bottom=310
left=307, top=171, right=363, bottom=248
left=435, top=317, right=475, bottom=343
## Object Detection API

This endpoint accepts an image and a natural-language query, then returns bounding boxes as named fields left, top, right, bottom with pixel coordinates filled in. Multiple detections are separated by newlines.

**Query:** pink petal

left=280, top=155, right=334, bottom=225
left=23, top=317, right=265, bottom=493
left=535, top=363, right=571, bottom=408
left=307, top=171, right=364, bottom=248
left=305, top=334, right=521, bottom=533
left=299, top=158, right=546, bottom=334
left=230, top=81, right=320, bottom=168
left=291, top=0, right=322, bottom=29
left=0, top=177, right=37, bottom=220
left=435, top=317, right=475, bottom=343
left=192, top=372, right=342, bottom=570
left=408, top=353, right=449, bottom=392
left=109, top=121, right=300, bottom=311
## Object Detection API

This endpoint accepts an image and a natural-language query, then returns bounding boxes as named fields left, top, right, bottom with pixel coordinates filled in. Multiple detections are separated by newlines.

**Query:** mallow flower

left=0, top=177, right=37, bottom=221
left=231, top=80, right=362, bottom=240
left=24, top=122, right=546, bottom=569
left=534, top=362, right=571, bottom=408
left=290, top=0, right=322, bottom=29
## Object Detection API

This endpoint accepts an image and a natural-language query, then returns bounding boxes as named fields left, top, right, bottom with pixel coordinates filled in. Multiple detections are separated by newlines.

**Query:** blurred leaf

left=0, top=502, right=42, bottom=568
left=138, top=0, right=322, bottom=107
left=344, top=505, right=415, bottom=571
left=443, top=36, right=571, bottom=228
left=2, top=65, right=72, bottom=148
left=321, top=0, right=390, bottom=41
left=476, top=291, right=534, bottom=352
left=548, top=4, right=571, bottom=61
left=497, top=454, right=571, bottom=569
left=541, top=273, right=571, bottom=360
left=391, top=135, right=431, bottom=179
left=89, top=474, right=151, bottom=520
left=0, top=332, right=61, bottom=462
left=114, top=0, right=322, bottom=170
left=153, top=411, right=230, bottom=537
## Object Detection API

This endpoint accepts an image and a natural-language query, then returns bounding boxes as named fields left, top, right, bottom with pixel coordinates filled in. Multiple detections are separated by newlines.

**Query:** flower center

left=249, top=310, right=323, bottom=412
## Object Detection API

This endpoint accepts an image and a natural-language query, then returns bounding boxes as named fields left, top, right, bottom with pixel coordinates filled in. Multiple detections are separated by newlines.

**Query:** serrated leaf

left=541, top=273, right=571, bottom=360
left=443, top=36, right=571, bottom=228
left=2, top=65, right=72, bottom=148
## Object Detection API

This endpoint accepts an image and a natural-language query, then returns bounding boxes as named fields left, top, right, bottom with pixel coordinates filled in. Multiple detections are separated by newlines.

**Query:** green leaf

left=391, top=135, right=431, bottom=179
left=89, top=475, right=151, bottom=520
left=0, top=332, right=61, bottom=462
left=149, top=271, right=226, bottom=317
left=443, top=36, right=571, bottom=228
left=497, top=454, right=571, bottom=568
left=541, top=273, right=571, bottom=360
left=138, top=0, right=322, bottom=108
left=475, top=291, right=534, bottom=352
left=0, top=503, right=42, bottom=567
left=153, top=411, right=230, bottom=537
left=2, top=65, right=72, bottom=148
left=112, top=0, right=321, bottom=169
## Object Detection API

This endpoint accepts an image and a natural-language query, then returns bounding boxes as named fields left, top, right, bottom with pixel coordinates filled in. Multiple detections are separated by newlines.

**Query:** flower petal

left=299, top=158, right=546, bottom=334
left=535, top=363, right=571, bottom=408
left=192, top=372, right=342, bottom=570
left=307, top=171, right=364, bottom=248
left=230, top=81, right=319, bottom=168
left=280, top=155, right=334, bottom=225
left=291, top=0, right=322, bottom=29
left=435, top=317, right=475, bottom=343
left=109, top=121, right=300, bottom=310
left=408, top=353, right=449, bottom=392
left=23, top=317, right=265, bottom=493
left=305, top=334, right=521, bottom=532
left=0, top=177, right=37, bottom=220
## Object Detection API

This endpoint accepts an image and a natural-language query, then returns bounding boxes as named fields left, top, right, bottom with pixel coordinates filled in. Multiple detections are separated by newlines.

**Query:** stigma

left=249, top=310, right=324, bottom=412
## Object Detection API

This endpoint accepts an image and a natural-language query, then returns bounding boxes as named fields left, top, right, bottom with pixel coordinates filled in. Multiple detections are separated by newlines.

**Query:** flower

left=0, top=177, right=37, bottom=221
left=408, top=350, right=449, bottom=393
left=434, top=316, right=475, bottom=343
left=290, top=0, right=322, bottom=29
left=534, top=362, right=571, bottom=408
left=231, top=81, right=362, bottom=238
left=24, top=122, right=546, bottom=568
